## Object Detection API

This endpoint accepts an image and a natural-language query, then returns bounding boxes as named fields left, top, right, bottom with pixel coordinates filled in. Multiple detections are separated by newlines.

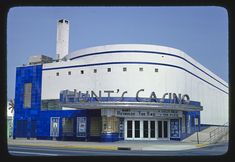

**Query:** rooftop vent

left=28, top=55, right=53, bottom=65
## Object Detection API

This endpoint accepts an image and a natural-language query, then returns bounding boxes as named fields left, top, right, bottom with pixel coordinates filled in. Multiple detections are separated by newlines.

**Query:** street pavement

left=8, top=142, right=229, bottom=156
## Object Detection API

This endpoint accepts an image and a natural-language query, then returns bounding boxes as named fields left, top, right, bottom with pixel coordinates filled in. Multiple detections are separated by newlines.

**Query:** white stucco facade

left=41, top=44, right=228, bottom=126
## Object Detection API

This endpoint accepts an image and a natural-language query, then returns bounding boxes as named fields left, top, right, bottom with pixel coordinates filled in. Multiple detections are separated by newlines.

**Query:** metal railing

left=207, top=122, right=229, bottom=144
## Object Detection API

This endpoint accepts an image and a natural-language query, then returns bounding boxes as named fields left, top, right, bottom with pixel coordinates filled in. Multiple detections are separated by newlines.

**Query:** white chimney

left=56, top=19, right=69, bottom=60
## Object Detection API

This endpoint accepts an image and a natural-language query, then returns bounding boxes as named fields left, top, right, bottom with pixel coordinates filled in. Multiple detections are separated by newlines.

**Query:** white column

left=56, top=19, right=69, bottom=60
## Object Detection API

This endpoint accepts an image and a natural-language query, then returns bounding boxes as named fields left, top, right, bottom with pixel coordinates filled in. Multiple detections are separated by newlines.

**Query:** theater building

left=13, top=19, right=228, bottom=142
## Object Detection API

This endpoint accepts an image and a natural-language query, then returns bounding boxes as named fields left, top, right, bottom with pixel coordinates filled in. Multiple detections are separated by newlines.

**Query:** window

left=90, top=117, right=102, bottom=136
left=62, top=118, right=74, bottom=135
left=102, top=116, right=119, bottom=133
left=107, top=68, right=111, bottom=72
left=94, top=69, right=97, bottom=73
left=56, top=72, right=59, bottom=76
left=81, top=70, right=84, bottom=74
left=155, top=68, right=158, bottom=72
left=139, top=67, right=143, bottom=72
left=123, top=67, right=127, bottom=72
left=24, top=83, right=32, bottom=108
left=68, top=71, right=71, bottom=75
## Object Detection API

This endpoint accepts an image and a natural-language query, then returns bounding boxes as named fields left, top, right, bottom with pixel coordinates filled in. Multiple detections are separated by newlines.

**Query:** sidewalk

left=7, top=138, right=208, bottom=151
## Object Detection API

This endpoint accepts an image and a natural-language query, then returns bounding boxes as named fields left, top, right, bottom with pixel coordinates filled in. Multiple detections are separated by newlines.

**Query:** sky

left=7, top=6, right=228, bottom=100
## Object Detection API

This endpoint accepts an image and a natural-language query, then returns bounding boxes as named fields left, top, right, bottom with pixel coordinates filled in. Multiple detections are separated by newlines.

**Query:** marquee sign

left=101, top=108, right=183, bottom=118
left=60, top=89, right=190, bottom=105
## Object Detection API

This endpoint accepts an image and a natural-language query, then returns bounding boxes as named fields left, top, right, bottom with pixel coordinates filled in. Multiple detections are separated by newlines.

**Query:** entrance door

left=126, top=120, right=133, bottom=139
left=143, top=120, right=156, bottom=139
left=150, top=120, right=156, bottom=139
left=157, top=120, right=169, bottom=139
left=126, top=120, right=141, bottom=139
left=125, top=119, right=156, bottom=140
left=134, top=120, right=140, bottom=139
left=143, top=120, right=149, bottom=139
left=125, top=119, right=169, bottom=140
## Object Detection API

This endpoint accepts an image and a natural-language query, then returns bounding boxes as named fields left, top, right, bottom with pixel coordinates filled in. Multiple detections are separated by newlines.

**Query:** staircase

left=182, top=123, right=229, bottom=144
left=207, top=122, right=229, bottom=144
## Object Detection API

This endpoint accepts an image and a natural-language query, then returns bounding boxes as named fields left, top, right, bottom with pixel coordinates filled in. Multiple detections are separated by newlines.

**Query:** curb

left=195, top=142, right=209, bottom=148
left=63, top=145, right=118, bottom=150
left=8, top=143, right=118, bottom=151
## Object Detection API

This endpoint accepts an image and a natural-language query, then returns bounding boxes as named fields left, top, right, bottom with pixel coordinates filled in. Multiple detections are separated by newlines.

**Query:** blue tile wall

left=170, top=119, right=180, bottom=140
left=13, top=65, right=101, bottom=140
left=13, top=65, right=42, bottom=138
left=37, top=110, right=88, bottom=139
left=101, top=133, right=119, bottom=142
left=180, top=111, right=200, bottom=140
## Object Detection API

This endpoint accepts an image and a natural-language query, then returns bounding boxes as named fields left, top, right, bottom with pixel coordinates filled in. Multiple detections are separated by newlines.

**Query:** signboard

left=114, top=109, right=182, bottom=118
left=195, top=118, right=199, bottom=125
left=170, top=119, right=180, bottom=138
left=50, top=117, right=60, bottom=137
left=76, top=117, right=87, bottom=137
left=60, top=89, right=191, bottom=105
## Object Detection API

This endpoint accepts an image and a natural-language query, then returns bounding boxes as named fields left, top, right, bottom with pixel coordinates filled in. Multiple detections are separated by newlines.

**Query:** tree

left=8, top=99, right=14, bottom=114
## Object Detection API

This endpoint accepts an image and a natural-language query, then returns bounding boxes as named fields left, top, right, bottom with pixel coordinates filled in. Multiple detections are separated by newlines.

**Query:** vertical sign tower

left=56, top=19, right=69, bottom=60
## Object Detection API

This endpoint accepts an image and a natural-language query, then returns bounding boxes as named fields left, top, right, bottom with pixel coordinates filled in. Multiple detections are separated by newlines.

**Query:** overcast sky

left=7, top=6, right=228, bottom=100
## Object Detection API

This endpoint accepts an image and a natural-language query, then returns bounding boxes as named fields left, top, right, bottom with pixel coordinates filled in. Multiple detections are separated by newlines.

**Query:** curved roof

left=68, top=44, right=186, bottom=60
left=66, top=44, right=227, bottom=87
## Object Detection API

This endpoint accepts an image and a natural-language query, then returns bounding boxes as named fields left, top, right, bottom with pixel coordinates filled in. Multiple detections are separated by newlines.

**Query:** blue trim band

left=70, top=50, right=228, bottom=88
left=43, top=61, right=228, bottom=95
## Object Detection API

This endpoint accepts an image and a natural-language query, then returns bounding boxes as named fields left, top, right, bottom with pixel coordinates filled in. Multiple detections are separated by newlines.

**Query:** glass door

left=163, top=121, right=168, bottom=138
left=143, top=120, right=149, bottom=138
left=134, top=120, right=140, bottom=139
left=125, top=119, right=141, bottom=140
left=125, top=119, right=161, bottom=140
left=157, top=120, right=169, bottom=139
left=142, top=120, right=156, bottom=139
left=127, top=120, right=133, bottom=138
left=150, top=120, right=156, bottom=139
